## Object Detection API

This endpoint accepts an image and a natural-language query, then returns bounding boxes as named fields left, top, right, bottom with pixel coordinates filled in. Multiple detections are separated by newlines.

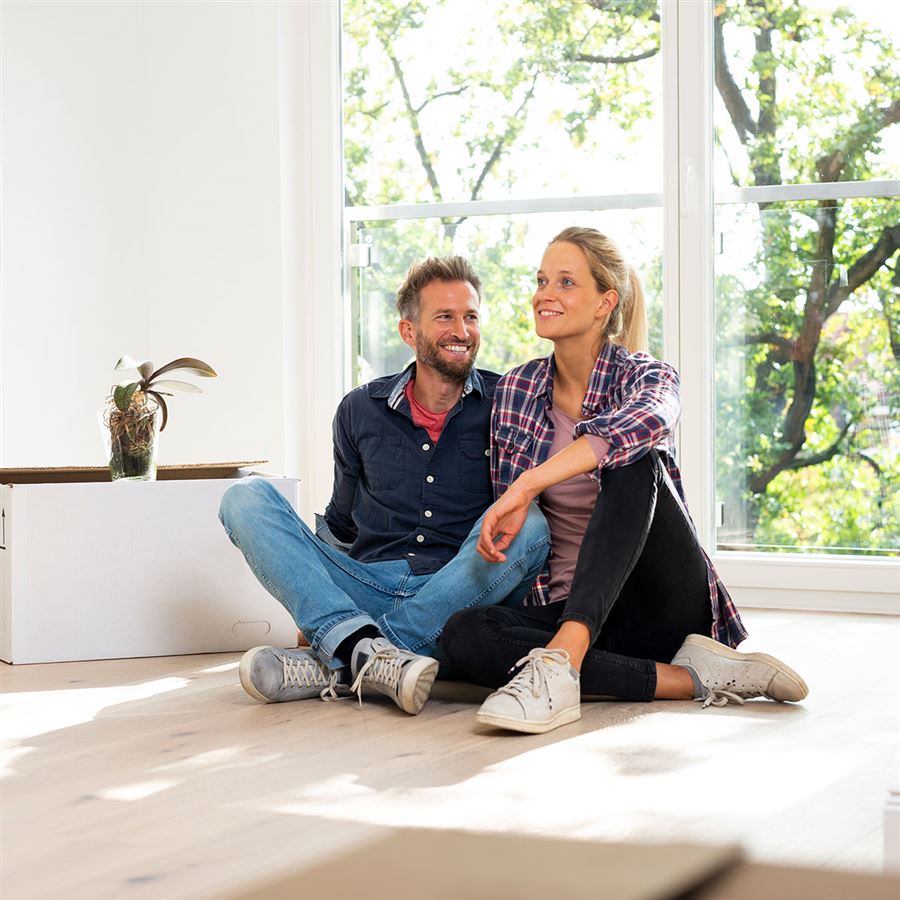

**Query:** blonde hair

left=396, top=256, right=481, bottom=322
left=549, top=227, right=648, bottom=353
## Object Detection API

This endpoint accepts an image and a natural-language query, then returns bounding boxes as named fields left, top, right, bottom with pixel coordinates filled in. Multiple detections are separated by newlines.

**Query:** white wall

left=1, top=0, right=287, bottom=471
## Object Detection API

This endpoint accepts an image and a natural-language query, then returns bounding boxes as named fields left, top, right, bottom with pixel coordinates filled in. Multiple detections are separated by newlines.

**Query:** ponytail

left=621, top=267, right=648, bottom=353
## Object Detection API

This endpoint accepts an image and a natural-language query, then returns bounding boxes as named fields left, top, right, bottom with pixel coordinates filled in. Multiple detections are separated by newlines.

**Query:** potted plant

left=102, top=356, right=217, bottom=481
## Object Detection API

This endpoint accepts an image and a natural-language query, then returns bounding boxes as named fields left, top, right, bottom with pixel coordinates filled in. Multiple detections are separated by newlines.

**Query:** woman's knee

left=440, top=607, right=484, bottom=661
left=602, top=450, right=659, bottom=490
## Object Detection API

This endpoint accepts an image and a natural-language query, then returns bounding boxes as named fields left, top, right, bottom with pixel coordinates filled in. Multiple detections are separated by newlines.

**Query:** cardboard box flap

left=1, top=461, right=269, bottom=485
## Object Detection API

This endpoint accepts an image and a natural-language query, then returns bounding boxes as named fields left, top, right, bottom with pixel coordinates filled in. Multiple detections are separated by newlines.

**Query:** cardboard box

left=0, top=463, right=299, bottom=664
left=227, top=828, right=900, bottom=900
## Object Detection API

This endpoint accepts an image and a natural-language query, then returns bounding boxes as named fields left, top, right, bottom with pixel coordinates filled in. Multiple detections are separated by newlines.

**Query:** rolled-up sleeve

left=574, top=358, right=681, bottom=470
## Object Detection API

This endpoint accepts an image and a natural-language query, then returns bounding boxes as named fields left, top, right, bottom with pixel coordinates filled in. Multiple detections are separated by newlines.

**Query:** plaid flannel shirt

left=491, top=341, right=748, bottom=648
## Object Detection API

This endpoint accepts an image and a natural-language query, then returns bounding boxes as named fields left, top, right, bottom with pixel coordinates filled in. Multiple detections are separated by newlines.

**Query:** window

left=713, top=1, right=900, bottom=557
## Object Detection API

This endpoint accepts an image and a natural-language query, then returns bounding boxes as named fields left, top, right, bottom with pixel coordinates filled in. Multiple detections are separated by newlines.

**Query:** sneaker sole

left=683, top=634, right=809, bottom=701
left=476, top=704, right=581, bottom=735
left=239, top=646, right=277, bottom=703
left=398, top=655, right=440, bottom=715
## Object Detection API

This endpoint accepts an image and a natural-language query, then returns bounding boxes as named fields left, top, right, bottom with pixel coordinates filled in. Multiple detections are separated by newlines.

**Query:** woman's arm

left=476, top=435, right=600, bottom=562
left=576, top=357, right=680, bottom=459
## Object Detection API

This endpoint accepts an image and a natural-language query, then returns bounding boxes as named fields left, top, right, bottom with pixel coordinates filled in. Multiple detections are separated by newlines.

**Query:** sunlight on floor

left=0, top=677, right=188, bottom=777
left=197, top=661, right=240, bottom=674
left=152, top=745, right=282, bottom=774
left=96, top=779, right=180, bottom=801
left=256, top=710, right=855, bottom=845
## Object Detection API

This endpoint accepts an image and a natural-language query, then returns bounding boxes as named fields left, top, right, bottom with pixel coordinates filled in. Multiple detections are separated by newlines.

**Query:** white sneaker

left=672, top=634, right=809, bottom=708
left=476, top=648, right=581, bottom=734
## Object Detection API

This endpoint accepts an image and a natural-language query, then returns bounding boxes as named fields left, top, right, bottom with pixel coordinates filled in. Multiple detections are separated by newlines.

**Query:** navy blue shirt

left=323, top=363, right=500, bottom=574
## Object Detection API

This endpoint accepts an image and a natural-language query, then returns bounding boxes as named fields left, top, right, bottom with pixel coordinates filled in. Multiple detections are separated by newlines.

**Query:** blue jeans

left=218, top=478, right=549, bottom=669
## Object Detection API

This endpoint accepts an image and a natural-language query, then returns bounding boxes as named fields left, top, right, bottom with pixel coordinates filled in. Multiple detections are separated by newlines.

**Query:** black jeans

left=440, top=451, right=713, bottom=701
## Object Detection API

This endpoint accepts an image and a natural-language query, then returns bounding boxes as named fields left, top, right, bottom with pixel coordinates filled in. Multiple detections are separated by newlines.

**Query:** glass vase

left=101, top=394, right=161, bottom=481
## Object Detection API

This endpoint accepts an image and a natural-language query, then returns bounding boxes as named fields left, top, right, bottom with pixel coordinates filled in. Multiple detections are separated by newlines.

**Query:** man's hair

left=395, top=256, right=482, bottom=322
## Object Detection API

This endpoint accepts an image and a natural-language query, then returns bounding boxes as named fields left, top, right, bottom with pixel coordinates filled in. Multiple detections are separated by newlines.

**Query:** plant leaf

left=113, top=382, right=139, bottom=412
left=148, top=357, right=217, bottom=382
left=149, top=379, right=203, bottom=394
left=114, top=356, right=154, bottom=381
left=147, top=390, right=169, bottom=431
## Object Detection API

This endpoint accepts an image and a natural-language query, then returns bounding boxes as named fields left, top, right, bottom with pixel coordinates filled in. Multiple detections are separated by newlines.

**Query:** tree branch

left=413, top=86, right=468, bottom=116
left=449, top=72, right=540, bottom=232
left=824, top=224, right=900, bottom=320
left=883, top=263, right=900, bottom=360
left=469, top=73, right=538, bottom=203
left=742, top=332, right=794, bottom=356
left=816, top=97, right=900, bottom=183
left=585, top=0, right=660, bottom=23
left=384, top=48, right=443, bottom=202
left=713, top=15, right=757, bottom=146
left=784, top=421, right=852, bottom=471
left=575, top=47, right=658, bottom=65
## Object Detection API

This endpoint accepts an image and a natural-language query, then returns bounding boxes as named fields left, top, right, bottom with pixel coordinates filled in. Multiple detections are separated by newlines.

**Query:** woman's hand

left=477, top=479, right=536, bottom=563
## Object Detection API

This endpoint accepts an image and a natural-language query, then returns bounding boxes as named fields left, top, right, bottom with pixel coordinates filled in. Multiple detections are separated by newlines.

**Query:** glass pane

left=714, top=1, right=899, bottom=191
left=349, top=210, right=663, bottom=385
left=714, top=198, right=900, bottom=557
left=342, top=0, right=662, bottom=206
left=713, top=2, right=899, bottom=557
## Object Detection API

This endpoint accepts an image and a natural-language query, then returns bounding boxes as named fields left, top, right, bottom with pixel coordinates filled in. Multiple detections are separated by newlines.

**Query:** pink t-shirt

left=405, top=379, right=449, bottom=443
left=539, top=406, right=610, bottom=605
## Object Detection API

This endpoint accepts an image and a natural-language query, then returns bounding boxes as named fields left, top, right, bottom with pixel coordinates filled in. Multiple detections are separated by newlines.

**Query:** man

left=218, top=256, right=549, bottom=715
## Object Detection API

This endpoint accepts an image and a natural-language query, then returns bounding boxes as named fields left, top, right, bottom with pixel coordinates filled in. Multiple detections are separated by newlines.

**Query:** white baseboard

left=729, top=586, right=899, bottom=615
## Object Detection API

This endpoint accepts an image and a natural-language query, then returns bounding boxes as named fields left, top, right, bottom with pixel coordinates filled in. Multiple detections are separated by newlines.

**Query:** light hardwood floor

left=2, top=609, right=898, bottom=899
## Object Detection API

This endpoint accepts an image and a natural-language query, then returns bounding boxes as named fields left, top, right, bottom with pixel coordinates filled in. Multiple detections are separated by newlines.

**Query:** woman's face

left=532, top=241, right=617, bottom=343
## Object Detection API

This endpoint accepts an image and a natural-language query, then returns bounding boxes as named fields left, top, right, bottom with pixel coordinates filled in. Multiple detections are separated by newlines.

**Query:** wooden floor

left=2, top=609, right=898, bottom=899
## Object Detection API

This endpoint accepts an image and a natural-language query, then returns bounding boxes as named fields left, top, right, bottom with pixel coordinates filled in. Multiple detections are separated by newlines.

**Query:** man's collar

left=373, top=362, right=484, bottom=410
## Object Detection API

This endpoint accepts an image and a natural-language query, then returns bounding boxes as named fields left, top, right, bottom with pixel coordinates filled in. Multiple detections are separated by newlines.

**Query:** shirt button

left=416, top=535, right=425, bottom=543
left=426, top=475, right=434, bottom=483
left=424, top=510, right=432, bottom=518
left=484, top=449, right=490, bottom=456
left=422, top=443, right=430, bottom=451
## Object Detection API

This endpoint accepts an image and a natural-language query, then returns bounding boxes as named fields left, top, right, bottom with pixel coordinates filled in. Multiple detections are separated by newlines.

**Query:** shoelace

left=699, top=686, right=767, bottom=709
left=281, top=653, right=343, bottom=701
left=348, top=646, right=403, bottom=706
left=497, top=647, right=572, bottom=699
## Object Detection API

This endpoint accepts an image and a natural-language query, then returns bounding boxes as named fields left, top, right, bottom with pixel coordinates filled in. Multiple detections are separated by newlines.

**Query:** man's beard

left=415, top=333, right=478, bottom=383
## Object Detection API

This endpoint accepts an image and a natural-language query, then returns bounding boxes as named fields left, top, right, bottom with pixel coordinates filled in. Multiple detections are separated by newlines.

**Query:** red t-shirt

left=405, top=380, right=449, bottom=443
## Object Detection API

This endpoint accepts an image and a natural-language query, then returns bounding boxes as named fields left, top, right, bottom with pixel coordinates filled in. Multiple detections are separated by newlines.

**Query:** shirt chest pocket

left=493, top=426, right=534, bottom=471
left=456, top=436, right=492, bottom=494
left=360, top=435, right=406, bottom=492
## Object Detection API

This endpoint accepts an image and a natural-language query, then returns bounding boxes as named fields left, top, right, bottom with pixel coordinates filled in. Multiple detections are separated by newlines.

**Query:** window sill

left=712, top=551, right=899, bottom=615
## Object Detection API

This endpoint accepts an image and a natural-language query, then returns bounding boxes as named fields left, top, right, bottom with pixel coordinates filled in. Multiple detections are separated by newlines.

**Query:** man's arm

left=322, top=397, right=361, bottom=545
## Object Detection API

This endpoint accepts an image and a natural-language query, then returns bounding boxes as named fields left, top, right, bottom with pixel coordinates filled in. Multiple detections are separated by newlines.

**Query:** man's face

left=400, top=280, right=481, bottom=382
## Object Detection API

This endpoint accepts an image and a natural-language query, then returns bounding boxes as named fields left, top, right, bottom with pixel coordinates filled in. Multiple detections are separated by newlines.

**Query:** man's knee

left=218, top=478, right=277, bottom=532
left=517, top=503, right=550, bottom=548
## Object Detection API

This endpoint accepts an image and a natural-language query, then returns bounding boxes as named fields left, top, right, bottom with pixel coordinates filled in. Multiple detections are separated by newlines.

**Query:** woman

left=440, top=227, right=808, bottom=734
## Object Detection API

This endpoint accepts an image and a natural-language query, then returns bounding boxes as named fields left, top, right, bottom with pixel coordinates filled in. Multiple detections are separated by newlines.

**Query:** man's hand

left=476, top=480, right=535, bottom=563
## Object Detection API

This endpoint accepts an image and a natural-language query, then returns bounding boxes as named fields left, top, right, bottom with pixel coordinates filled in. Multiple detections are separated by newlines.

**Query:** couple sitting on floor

left=218, top=227, right=808, bottom=735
